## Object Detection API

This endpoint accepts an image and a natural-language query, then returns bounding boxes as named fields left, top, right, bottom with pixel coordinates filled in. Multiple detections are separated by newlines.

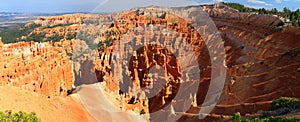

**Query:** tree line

left=222, top=2, right=300, bottom=27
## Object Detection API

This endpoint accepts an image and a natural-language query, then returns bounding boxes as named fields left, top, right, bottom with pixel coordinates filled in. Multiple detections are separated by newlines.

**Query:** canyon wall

left=204, top=4, right=300, bottom=116
left=0, top=38, right=74, bottom=97
left=89, top=5, right=300, bottom=120
left=1, top=4, right=299, bottom=121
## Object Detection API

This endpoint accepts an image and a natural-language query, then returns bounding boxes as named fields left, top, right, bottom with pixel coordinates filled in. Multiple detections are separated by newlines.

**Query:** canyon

left=0, top=4, right=299, bottom=121
left=0, top=38, right=73, bottom=97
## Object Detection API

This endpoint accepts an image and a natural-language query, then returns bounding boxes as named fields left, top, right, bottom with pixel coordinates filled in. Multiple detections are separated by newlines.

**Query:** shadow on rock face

left=74, top=58, right=98, bottom=86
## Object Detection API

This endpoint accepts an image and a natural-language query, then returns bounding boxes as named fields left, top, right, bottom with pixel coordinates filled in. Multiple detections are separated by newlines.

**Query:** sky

left=0, top=0, right=299, bottom=13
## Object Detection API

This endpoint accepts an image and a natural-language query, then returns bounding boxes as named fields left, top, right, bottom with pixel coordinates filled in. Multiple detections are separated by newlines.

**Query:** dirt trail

left=76, top=83, right=147, bottom=122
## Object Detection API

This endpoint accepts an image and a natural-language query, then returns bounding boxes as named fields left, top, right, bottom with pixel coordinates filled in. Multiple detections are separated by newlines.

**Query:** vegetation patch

left=0, top=23, right=78, bottom=43
left=45, top=34, right=64, bottom=42
left=0, top=23, right=42, bottom=43
left=232, top=97, right=300, bottom=122
left=140, top=109, right=146, bottom=115
left=232, top=112, right=300, bottom=122
left=97, top=37, right=114, bottom=51
left=0, top=110, right=41, bottom=122
left=269, top=97, right=300, bottom=111
left=47, top=23, right=73, bottom=28
left=222, top=2, right=300, bottom=27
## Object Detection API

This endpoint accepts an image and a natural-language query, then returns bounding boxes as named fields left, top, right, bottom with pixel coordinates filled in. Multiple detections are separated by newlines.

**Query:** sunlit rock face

left=0, top=40, right=74, bottom=97
left=0, top=3, right=299, bottom=121
left=201, top=4, right=300, bottom=117
left=93, top=5, right=300, bottom=121
left=92, top=6, right=218, bottom=119
left=126, top=44, right=182, bottom=113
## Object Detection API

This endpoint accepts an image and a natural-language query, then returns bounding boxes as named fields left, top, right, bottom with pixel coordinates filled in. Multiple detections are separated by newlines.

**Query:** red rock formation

left=204, top=4, right=300, bottom=116
left=91, top=5, right=300, bottom=120
left=0, top=41, right=74, bottom=97
left=88, top=8, right=225, bottom=121
left=34, top=14, right=89, bottom=26
left=2, top=4, right=299, bottom=121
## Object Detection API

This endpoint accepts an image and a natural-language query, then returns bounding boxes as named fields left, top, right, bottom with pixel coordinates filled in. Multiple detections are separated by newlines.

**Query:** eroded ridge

left=0, top=38, right=74, bottom=97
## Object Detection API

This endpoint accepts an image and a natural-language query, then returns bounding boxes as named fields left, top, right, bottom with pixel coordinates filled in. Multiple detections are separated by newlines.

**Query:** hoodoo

left=0, top=3, right=299, bottom=122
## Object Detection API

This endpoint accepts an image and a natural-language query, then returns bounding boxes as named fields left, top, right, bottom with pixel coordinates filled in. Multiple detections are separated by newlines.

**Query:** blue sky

left=0, top=0, right=299, bottom=13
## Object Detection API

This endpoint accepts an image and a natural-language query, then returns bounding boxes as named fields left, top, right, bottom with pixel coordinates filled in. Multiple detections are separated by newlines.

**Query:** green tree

left=269, top=97, right=300, bottom=111
left=222, top=2, right=300, bottom=27
left=0, top=110, right=41, bottom=122
left=271, top=8, right=278, bottom=15
left=258, top=8, right=267, bottom=14
left=294, top=9, right=300, bottom=26
left=283, top=7, right=292, bottom=20
left=232, top=112, right=242, bottom=122
left=140, top=109, right=146, bottom=115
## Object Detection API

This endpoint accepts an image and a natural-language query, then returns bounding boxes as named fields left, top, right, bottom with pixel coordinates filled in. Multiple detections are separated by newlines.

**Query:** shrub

left=25, top=33, right=46, bottom=42
left=269, top=97, right=300, bottom=111
left=66, top=33, right=76, bottom=40
left=232, top=112, right=242, bottom=122
left=97, top=37, right=114, bottom=51
left=47, top=24, right=73, bottom=28
left=232, top=113, right=300, bottom=122
left=277, top=21, right=285, bottom=27
left=140, top=109, right=146, bottom=115
left=0, top=110, right=41, bottom=122
left=232, top=97, right=300, bottom=122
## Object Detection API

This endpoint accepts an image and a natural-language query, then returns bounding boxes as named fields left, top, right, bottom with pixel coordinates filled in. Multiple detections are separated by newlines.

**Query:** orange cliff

left=0, top=39, right=74, bottom=97
left=201, top=4, right=300, bottom=116
left=0, top=4, right=299, bottom=121
left=91, top=7, right=223, bottom=121
left=88, top=5, right=300, bottom=120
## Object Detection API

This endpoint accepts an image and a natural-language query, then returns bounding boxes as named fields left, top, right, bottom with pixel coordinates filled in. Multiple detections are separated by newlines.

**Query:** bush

left=277, top=21, right=285, bottom=27
left=97, top=37, right=114, bottom=51
left=25, top=33, right=46, bottom=42
left=232, top=97, right=300, bottom=122
left=66, top=33, right=76, bottom=40
left=48, top=34, right=64, bottom=42
left=0, top=110, right=41, bottom=122
left=269, top=97, right=300, bottom=111
left=232, top=113, right=300, bottom=122
left=47, top=24, right=73, bottom=28
left=140, top=109, right=146, bottom=115
left=232, top=112, right=243, bottom=122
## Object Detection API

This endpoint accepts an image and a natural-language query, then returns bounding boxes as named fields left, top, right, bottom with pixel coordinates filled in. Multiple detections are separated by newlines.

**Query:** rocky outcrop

left=2, top=4, right=299, bottom=121
left=0, top=41, right=74, bottom=97
left=89, top=4, right=300, bottom=120
left=92, top=8, right=213, bottom=115
left=202, top=4, right=300, bottom=116
left=34, top=14, right=89, bottom=27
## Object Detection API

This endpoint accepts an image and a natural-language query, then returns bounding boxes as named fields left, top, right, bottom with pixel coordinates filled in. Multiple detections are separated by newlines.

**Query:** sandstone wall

left=0, top=41, right=74, bottom=97
left=204, top=5, right=300, bottom=116
left=3, top=4, right=299, bottom=120
left=92, top=5, right=300, bottom=118
left=91, top=7, right=220, bottom=118
left=34, top=14, right=89, bottom=26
